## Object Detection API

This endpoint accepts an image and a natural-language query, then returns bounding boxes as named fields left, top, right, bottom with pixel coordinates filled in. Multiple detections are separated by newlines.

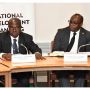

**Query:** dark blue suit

left=52, top=27, right=90, bottom=87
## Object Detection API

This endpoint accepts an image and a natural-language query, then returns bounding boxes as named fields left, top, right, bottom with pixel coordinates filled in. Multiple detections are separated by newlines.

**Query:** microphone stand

left=77, top=43, right=90, bottom=53
left=20, top=44, right=28, bottom=54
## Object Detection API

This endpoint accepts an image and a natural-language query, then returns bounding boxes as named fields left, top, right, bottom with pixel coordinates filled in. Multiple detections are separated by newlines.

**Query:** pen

left=0, top=58, right=10, bottom=68
left=0, top=63, right=9, bottom=68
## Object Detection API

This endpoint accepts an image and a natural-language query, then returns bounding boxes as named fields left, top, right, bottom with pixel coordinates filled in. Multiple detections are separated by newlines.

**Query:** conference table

left=0, top=63, right=11, bottom=87
left=1, top=56, right=90, bottom=87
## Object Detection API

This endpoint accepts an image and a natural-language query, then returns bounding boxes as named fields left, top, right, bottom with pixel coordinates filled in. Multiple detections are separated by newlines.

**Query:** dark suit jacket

left=0, top=31, right=42, bottom=54
left=52, top=27, right=90, bottom=78
left=52, top=27, right=90, bottom=52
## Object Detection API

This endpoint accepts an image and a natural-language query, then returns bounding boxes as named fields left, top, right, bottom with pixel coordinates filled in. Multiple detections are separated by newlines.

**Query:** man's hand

left=2, top=53, right=12, bottom=61
left=35, top=52, right=45, bottom=60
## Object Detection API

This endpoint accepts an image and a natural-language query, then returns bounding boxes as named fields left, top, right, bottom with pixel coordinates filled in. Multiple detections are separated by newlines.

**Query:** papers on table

left=45, top=51, right=88, bottom=64
left=48, top=51, right=64, bottom=56
left=12, top=52, right=89, bottom=66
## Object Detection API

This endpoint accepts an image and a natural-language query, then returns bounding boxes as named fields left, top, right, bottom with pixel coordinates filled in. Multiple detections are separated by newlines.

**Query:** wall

left=35, top=3, right=90, bottom=43
left=0, top=3, right=35, bottom=40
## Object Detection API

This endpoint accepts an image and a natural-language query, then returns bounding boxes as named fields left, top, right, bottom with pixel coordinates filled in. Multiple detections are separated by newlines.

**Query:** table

left=1, top=56, right=90, bottom=87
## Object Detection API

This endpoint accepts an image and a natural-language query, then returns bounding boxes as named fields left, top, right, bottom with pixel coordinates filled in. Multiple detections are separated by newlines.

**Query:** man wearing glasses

left=52, top=13, right=90, bottom=87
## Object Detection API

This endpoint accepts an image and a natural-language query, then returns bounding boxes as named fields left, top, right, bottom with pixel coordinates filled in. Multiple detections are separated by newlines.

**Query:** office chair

left=85, top=72, right=90, bottom=87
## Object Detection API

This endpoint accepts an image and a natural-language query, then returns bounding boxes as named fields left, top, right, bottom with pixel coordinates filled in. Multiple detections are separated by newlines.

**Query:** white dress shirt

left=69, top=30, right=80, bottom=53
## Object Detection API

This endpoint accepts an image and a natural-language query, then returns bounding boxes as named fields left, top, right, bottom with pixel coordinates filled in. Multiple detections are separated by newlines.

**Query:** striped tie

left=13, top=39, right=18, bottom=54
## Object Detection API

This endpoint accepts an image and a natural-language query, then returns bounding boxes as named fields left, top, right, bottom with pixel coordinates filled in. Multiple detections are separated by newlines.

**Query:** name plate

left=12, top=54, right=36, bottom=65
left=64, top=53, right=88, bottom=64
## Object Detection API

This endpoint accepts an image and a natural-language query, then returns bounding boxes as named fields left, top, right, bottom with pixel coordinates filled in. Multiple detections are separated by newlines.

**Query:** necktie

left=66, top=32, right=76, bottom=52
left=13, top=39, right=18, bottom=54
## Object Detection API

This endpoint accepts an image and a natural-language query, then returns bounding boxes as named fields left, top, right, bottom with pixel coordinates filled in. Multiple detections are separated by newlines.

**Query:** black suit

left=53, top=27, right=90, bottom=52
left=0, top=31, right=42, bottom=87
left=52, top=27, right=90, bottom=87
left=0, top=31, right=41, bottom=54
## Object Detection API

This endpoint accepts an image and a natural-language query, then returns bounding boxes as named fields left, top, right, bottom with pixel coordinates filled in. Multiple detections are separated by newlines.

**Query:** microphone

left=20, top=44, right=28, bottom=54
left=77, top=43, right=90, bottom=53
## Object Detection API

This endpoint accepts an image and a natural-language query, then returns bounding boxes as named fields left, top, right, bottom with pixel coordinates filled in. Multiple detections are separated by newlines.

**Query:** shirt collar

left=10, top=35, right=19, bottom=41
left=70, top=29, right=80, bottom=34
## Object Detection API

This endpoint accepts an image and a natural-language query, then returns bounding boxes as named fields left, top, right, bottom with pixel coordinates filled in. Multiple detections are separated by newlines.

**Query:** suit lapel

left=18, top=33, right=23, bottom=53
left=18, top=33, right=24, bottom=46
left=64, top=28, right=70, bottom=51
left=18, top=33, right=26, bottom=53
left=78, top=28, right=86, bottom=49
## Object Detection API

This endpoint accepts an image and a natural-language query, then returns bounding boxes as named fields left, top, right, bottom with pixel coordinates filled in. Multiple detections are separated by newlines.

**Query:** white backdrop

left=35, top=3, right=90, bottom=43
left=0, top=3, right=35, bottom=40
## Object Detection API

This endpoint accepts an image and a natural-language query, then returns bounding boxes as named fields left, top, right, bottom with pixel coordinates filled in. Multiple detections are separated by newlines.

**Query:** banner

left=0, top=3, right=35, bottom=40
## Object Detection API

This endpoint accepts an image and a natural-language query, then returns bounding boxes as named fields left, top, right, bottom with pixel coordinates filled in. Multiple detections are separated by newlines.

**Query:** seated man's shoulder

left=0, top=32, right=7, bottom=37
left=81, top=27, right=90, bottom=34
left=58, top=27, right=68, bottom=32
left=21, top=32, right=32, bottom=38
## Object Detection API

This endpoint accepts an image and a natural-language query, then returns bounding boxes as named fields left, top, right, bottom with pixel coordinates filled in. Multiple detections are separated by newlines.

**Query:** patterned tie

left=66, top=32, right=76, bottom=52
left=13, top=39, right=18, bottom=54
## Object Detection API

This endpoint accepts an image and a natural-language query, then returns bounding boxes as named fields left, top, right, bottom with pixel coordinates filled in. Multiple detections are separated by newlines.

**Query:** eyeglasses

left=68, top=20, right=81, bottom=25
left=9, top=26, right=21, bottom=30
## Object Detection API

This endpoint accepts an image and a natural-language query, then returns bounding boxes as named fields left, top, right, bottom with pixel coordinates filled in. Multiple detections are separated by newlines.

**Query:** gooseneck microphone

left=20, top=44, right=28, bottom=54
left=77, top=43, right=90, bottom=53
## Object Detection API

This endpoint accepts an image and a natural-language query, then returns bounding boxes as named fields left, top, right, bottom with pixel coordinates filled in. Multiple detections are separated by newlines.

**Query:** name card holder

left=64, top=53, right=88, bottom=64
left=12, top=54, right=36, bottom=66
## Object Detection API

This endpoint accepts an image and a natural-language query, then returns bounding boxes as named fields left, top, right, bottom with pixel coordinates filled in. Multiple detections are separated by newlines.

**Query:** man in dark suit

left=52, top=13, right=90, bottom=87
left=0, top=18, right=44, bottom=87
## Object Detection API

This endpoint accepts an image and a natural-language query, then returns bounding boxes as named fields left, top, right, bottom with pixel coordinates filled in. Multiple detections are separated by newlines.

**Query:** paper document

left=49, top=51, right=64, bottom=56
